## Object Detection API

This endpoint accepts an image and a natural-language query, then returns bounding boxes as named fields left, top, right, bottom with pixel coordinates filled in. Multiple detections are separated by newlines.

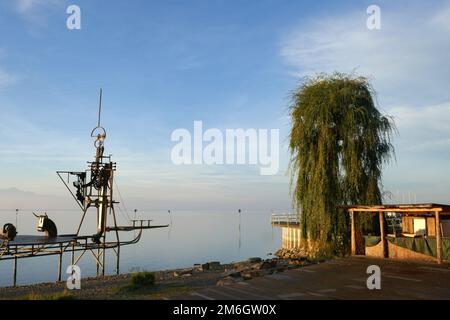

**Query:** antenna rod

left=97, top=88, right=103, bottom=127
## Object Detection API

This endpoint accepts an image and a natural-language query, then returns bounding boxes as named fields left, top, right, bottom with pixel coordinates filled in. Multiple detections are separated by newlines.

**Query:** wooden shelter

left=341, top=204, right=450, bottom=264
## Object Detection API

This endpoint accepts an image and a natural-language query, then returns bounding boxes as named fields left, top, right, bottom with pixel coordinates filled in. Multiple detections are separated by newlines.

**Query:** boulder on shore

left=275, top=247, right=307, bottom=260
left=173, top=268, right=194, bottom=277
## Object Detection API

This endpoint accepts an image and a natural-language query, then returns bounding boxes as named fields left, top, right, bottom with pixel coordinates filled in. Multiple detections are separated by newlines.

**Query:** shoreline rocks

left=0, top=255, right=316, bottom=299
left=214, top=256, right=313, bottom=285
left=275, top=247, right=308, bottom=260
left=173, top=256, right=312, bottom=285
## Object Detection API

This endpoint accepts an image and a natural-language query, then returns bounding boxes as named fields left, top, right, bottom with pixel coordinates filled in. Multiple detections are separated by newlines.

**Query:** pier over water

left=270, top=214, right=299, bottom=227
left=271, top=214, right=301, bottom=250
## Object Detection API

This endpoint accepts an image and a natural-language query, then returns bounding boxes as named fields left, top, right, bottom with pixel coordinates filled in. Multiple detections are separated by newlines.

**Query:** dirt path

left=170, top=257, right=450, bottom=300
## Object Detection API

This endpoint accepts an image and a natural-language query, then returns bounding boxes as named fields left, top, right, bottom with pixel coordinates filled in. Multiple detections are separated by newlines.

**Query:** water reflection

left=271, top=214, right=301, bottom=250
left=281, top=226, right=301, bottom=250
left=0, top=210, right=281, bottom=287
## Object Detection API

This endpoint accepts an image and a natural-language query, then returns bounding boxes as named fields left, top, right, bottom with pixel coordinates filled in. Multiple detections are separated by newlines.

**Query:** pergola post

left=379, top=210, right=387, bottom=258
left=350, top=209, right=356, bottom=255
left=435, top=211, right=442, bottom=264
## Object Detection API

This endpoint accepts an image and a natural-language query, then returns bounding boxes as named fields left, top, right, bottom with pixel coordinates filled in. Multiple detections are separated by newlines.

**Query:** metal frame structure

left=0, top=90, right=168, bottom=286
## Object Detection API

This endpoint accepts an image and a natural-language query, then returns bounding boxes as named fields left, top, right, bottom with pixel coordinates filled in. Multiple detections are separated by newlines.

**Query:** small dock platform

left=271, top=214, right=300, bottom=227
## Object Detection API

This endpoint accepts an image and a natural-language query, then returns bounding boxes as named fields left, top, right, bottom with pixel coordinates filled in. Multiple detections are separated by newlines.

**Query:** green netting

left=388, top=237, right=450, bottom=260
left=364, top=236, right=381, bottom=247
left=443, top=239, right=450, bottom=261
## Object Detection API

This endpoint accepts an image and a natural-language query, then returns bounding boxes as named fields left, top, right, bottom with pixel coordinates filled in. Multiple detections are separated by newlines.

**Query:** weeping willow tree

left=289, top=73, right=395, bottom=258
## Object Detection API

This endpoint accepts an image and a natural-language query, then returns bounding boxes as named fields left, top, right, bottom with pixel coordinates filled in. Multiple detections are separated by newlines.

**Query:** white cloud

left=280, top=3, right=450, bottom=202
left=0, top=109, right=89, bottom=162
left=279, top=2, right=450, bottom=154
left=432, top=3, right=450, bottom=31
left=13, top=0, right=64, bottom=27
left=280, top=3, right=450, bottom=107
left=390, top=102, right=450, bottom=152
left=15, top=0, right=62, bottom=14
left=16, top=0, right=38, bottom=13
left=0, top=48, right=18, bottom=89
left=0, top=69, right=17, bottom=88
left=392, top=103, right=450, bottom=132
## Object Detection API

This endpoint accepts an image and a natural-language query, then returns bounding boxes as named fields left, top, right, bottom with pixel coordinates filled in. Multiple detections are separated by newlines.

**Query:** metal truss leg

left=13, top=257, right=17, bottom=287
left=116, top=246, right=120, bottom=275
left=102, top=236, right=106, bottom=276
left=58, top=243, right=63, bottom=282
left=96, top=248, right=100, bottom=276
left=71, top=244, right=75, bottom=265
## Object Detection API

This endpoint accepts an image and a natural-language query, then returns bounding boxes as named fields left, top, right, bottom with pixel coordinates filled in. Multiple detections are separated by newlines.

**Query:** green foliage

left=289, top=73, right=395, bottom=257
left=129, top=271, right=155, bottom=289
left=25, top=289, right=76, bottom=300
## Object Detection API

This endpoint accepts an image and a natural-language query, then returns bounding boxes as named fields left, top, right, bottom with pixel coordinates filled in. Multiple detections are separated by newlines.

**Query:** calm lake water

left=0, top=210, right=282, bottom=287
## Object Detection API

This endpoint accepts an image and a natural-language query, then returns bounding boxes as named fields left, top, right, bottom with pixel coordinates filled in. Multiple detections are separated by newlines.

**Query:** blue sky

left=0, top=0, right=450, bottom=211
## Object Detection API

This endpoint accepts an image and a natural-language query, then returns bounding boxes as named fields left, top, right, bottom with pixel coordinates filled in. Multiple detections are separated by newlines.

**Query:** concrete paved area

left=170, top=257, right=450, bottom=300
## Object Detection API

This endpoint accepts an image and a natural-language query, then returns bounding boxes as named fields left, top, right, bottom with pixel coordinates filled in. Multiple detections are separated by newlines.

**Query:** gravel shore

left=0, top=256, right=311, bottom=300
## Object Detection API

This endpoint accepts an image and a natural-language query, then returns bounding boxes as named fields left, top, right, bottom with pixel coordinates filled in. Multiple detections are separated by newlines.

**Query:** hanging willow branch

left=288, top=73, right=396, bottom=257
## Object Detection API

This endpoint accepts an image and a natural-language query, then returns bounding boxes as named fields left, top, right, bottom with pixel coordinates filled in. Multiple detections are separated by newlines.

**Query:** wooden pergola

left=340, top=203, right=450, bottom=264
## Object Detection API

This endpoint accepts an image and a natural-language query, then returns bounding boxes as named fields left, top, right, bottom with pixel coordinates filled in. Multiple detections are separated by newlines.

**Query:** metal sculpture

left=0, top=90, right=168, bottom=286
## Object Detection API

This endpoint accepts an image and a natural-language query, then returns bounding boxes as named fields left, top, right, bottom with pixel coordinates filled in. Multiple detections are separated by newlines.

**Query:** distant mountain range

left=0, top=187, right=74, bottom=211
left=0, top=187, right=291, bottom=212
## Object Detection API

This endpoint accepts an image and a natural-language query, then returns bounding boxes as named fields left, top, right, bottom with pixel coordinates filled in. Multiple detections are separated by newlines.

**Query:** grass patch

left=120, top=271, right=156, bottom=293
left=145, top=285, right=191, bottom=299
left=117, top=271, right=191, bottom=299
left=131, top=271, right=155, bottom=287
left=117, top=283, right=191, bottom=299
left=24, top=290, right=76, bottom=300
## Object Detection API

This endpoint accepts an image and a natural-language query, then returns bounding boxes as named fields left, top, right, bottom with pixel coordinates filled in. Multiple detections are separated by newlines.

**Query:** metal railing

left=271, top=213, right=300, bottom=225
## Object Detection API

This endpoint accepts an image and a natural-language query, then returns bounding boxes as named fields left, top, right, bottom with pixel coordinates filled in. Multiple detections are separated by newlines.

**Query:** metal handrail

left=271, top=213, right=300, bottom=224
